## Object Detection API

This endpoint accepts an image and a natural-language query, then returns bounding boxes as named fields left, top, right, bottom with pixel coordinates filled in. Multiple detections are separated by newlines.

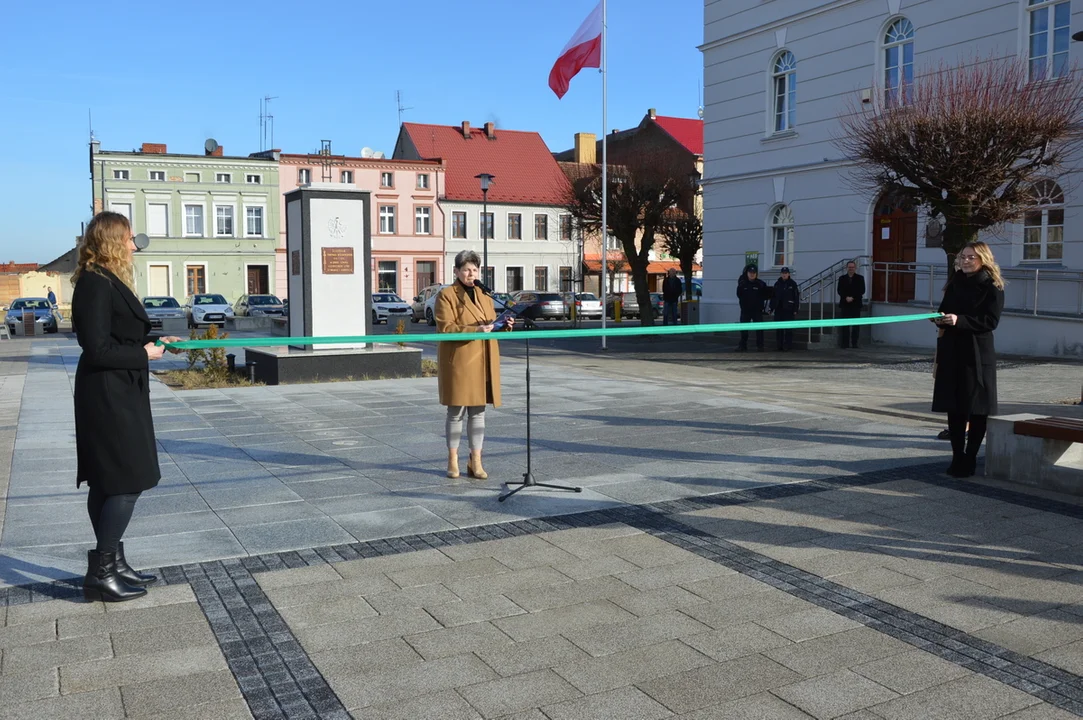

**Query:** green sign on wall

left=745, top=251, right=760, bottom=268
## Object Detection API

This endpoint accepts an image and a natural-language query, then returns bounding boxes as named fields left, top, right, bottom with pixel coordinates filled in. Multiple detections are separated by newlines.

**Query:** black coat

left=837, top=273, right=866, bottom=309
left=662, top=275, right=683, bottom=302
left=932, top=270, right=1004, bottom=416
left=73, top=269, right=161, bottom=494
left=736, top=277, right=768, bottom=313
left=771, top=278, right=800, bottom=315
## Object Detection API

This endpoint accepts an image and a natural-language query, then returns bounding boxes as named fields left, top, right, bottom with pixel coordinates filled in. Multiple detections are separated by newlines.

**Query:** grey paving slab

left=230, top=517, right=354, bottom=555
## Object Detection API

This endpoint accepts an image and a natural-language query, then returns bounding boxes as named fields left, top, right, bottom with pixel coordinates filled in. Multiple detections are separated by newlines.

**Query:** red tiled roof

left=652, top=116, right=703, bottom=156
left=0, top=262, right=39, bottom=273
left=401, top=123, right=572, bottom=206
left=583, top=255, right=700, bottom=274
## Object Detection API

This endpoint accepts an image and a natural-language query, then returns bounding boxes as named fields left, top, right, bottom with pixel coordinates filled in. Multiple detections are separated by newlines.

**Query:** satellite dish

left=373, top=151, right=385, bottom=159
left=133, top=233, right=150, bottom=251
left=361, top=147, right=374, bottom=158
left=205, top=138, right=219, bottom=154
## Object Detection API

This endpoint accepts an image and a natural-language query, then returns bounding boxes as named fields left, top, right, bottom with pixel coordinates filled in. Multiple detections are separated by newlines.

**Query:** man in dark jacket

left=661, top=268, right=682, bottom=326
left=836, top=260, right=865, bottom=349
left=736, top=264, right=768, bottom=351
left=770, top=267, right=799, bottom=351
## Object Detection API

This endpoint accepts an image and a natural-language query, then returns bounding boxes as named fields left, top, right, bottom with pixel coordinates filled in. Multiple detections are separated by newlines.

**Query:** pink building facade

left=277, top=154, right=447, bottom=302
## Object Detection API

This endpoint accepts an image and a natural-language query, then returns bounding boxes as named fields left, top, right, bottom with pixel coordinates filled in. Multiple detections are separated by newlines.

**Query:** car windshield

left=372, top=294, right=404, bottom=303
left=651, top=293, right=663, bottom=300
left=11, top=299, right=49, bottom=310
left=143, top=297, right=180, bottom=308
left=195, top=295, right=228, bottom=305
left=576, top=293, right=598, bottom=301
left=248, top=295, right=282, bottom=305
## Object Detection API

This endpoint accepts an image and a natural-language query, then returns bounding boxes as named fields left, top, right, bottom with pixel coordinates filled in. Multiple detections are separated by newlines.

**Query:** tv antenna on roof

left=260, top=95, right=278, bottom=151
left=396, top=90, right=413, bottom=126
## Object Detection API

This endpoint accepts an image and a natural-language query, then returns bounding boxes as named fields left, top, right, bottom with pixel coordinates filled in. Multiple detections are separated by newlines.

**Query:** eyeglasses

left=959, top=254, right=980, bottom=262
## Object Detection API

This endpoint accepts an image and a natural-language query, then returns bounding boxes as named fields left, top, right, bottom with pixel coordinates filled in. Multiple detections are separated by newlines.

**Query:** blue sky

left=0, top=0, right=702, bottom=263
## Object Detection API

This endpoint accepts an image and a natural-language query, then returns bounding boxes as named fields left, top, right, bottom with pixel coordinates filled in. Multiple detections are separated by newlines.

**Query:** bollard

left=614, top=298, right=622, bottom=323
left=226, top=353, right=236, bottom=373
left=246, top=361, right=257, bottom=383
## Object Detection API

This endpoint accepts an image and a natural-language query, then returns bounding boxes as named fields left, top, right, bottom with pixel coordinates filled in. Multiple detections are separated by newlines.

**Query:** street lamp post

left=475, top=173, right=495, bottom=286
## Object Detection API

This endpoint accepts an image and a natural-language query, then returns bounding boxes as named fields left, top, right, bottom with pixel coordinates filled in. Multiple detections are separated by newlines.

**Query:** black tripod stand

left=499, top=317, right=582, bottom=502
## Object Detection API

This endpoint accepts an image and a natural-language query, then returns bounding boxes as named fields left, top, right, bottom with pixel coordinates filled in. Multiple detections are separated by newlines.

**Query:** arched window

left=770, top=204, right=795, bottom=267
left=883, top=18, right=915, bottom=106
left=772, top=51, right=797, bottom=132
left=1024, top=180, right=1064, bottom=261
left=1028, top=0, right=1071, bottom=82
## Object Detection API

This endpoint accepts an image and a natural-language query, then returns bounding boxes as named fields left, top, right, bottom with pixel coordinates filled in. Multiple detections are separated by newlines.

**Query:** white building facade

left=701, top=0, right=1083, bottom=352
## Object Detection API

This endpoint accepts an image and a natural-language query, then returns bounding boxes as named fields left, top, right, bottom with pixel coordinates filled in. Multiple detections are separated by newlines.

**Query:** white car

left=184, top=293, right=234, bottom=328
left=411, top=283, right=449, bottom=325
left=371, top=293, right=412, bottom=324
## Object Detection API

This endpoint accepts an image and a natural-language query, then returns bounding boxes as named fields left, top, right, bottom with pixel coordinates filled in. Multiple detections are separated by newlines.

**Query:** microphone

left=473, top=279, right=494, bottom=296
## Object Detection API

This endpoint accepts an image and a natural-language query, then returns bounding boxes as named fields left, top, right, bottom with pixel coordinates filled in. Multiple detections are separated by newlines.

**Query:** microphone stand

left=498, top=315, right=582, bottom=502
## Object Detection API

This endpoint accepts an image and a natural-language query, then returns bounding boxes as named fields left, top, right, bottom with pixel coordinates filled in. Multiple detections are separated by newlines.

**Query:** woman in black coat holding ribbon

left=931, top=241, right=1005, bottom=478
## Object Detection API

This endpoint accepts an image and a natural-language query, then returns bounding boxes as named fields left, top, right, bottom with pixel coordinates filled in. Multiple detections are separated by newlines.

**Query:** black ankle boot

left=84, top=550, right=146, bottom=602
left=958, top=455, right=977, bottom=479
left=947, top=453, right=966, bottom=477
left=116, top=542, right=156, bottom=587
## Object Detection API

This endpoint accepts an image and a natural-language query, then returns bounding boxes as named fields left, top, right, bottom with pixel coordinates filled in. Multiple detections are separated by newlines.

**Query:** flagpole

left=600, top=0, right=608, bottom=350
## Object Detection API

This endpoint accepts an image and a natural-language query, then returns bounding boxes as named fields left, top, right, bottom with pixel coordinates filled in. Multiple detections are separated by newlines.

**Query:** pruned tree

left=835, top=57, right=1083, bottom=261
left=564, top=153, right=693, bottom=325
left=603, top=252, right=627, bottom=295
left=661, top=212, right=702, bottom=301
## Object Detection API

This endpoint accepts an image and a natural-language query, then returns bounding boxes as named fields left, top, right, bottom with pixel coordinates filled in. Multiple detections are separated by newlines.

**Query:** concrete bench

left=986, top=413, right=1083, bottom=496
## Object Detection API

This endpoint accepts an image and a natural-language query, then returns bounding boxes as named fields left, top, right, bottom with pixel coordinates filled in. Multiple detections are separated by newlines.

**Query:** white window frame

left=534, top=213, right=549, bottom=241
left=145, top=200, right=170, bottom=237
left=297, top=168, right=311, bottom=184
left=146, top=261, right=174, bottom=298
left=416, top=173, right=430, bottom=189
left=377, top=260, right=398, bottom=293
left=534, top=265, right=549, bottom=291
left=215, top=172, right=232, bottom=184
left=183, top=202, right=206, bottom=238
left=245, top=174, right=262, bottom=184
left=770, top=50, right=797, bottom=134
left=451, top=211, right=467, bottom=239
left=341, top=170, right=354, bottom=184
left=480, top=211, right=494, bottom=240
left=113, top=169, right=130, bottom=180
left=184, top=262, right=209, bottom=296
left=379, top=205, right=396, bottom=234
left=381, top=171, right=394, bottom=188
left=768, top=204, right=795, bottom=269
left=108, top=201, right=133, bottom=226
left=508, top=213, right=523, bottom=240
left=882, top=17, right=915, bottom=106
left=214, top=203, right=236, bottom=238
left=415, top=206, right=432, bottom=235
left=148, top=170, right=166, bottom=181
left=1027, top=0, right=1071, bottom=82
left=244, top=204, right=266, bottom=238
left=505, top=265, right=525, bottom=293
left=1022, top=179, right=1065, bottom=262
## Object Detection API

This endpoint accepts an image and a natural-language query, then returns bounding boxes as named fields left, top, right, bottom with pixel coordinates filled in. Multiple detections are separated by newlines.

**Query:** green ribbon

left=161, top=312, right=942, bottom=349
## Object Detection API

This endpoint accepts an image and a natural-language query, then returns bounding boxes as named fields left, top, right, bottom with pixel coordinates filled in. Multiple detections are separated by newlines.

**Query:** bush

left=186, top=324, right=230, bottom=382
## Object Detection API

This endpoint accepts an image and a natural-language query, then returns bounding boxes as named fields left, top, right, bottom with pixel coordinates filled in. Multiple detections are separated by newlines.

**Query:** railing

left=798, top=255, right=872, bottom=325
left=872, top=262, right=1083, bottom=317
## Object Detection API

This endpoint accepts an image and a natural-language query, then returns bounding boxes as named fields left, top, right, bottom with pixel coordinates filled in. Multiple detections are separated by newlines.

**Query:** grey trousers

left=446, top=405, right=485, bottom=451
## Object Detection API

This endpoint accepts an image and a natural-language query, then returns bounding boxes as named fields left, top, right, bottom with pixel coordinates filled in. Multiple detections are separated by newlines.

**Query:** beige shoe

left=466, top=451, right=488, bottom=480
left=447, top=449, right=460, bottom=479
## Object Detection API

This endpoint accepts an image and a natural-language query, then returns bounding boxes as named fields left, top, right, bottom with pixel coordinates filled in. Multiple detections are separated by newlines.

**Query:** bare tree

left=564, top=153, right=693, bottom=325
left=603, top=252, right=627, bottom=295
left=836, top=57, right=1083, bottom=260
left=661, top=212, right=702, bottom=301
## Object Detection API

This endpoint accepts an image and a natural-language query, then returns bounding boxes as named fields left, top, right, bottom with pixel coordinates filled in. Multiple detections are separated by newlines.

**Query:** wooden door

left=872, top=198, right=917, bottom=303
left=247, top=266, right=269, bottom=295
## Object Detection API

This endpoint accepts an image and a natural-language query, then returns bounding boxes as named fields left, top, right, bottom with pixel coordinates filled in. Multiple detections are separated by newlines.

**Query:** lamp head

left=474, top=172, right=495, bottom=192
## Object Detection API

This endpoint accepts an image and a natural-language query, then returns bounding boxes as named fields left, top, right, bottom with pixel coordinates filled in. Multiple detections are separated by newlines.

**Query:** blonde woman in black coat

left=931, top=241, right=1005, bottom=479
left=72, top=211, right=182, bottom=601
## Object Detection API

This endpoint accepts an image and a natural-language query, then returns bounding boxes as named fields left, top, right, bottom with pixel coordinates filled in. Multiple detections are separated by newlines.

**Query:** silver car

left=234, top=294, right=285, bottom=317
left=142, top=296, right=185, bottom=329
left=371, top=293, right=412, bottom=324
left=5, top=297, right=60, bottom=334
left=185, top=293, right=234, bottom=328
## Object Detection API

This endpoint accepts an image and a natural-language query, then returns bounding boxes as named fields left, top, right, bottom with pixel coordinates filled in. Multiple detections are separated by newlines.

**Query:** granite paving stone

left=773, top=668, right=900, bottom=719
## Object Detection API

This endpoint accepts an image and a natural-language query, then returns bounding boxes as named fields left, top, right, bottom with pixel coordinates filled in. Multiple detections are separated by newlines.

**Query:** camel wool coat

left=436, top=282, right=502, bottom=407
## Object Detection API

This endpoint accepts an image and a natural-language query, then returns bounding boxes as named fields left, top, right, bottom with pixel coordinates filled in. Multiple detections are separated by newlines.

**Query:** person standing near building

left=771, top=267, right=800, bottom=351
left=836, top=260, right=865, bottom=349
left=661, top=268, right=682, bottom=326
left=47, top=286, right=61, bottom=320
left=736, top=264, right=768, bottom=351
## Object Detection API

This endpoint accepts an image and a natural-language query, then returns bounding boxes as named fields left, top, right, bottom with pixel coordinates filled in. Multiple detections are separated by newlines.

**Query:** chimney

left=461, top=121, right=471, bottom=138
left=211, top=146, right=223, bottom=156
left=484, top=122, right=495, bottom=140
left=648, top=107, right=657, bottom=119
left=574, top=132, right=596, bottom=164
left=141, top=143, right=167, bottom=154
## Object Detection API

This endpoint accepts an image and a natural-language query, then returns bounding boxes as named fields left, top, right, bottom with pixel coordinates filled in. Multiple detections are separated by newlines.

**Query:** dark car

left=492, top=292, right=513, bottom=310
left=510, top=291, right=566, bottom=321
left=605, top=292, right=640, bottom=319
left=234, top=294, right=285, bottom=317
left=5, top=297, right=60, bottom=334
left=142, top=296, right=185, bottom=329
left=649, top=293, right=665, bottom=319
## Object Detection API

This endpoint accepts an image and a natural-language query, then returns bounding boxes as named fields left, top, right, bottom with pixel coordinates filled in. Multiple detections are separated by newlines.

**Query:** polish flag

left=548, top=2, right=602, bottom=99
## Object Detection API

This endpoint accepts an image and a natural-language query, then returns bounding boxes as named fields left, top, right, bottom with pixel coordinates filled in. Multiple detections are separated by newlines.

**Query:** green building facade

left=90, top=141, right=281, bottom=303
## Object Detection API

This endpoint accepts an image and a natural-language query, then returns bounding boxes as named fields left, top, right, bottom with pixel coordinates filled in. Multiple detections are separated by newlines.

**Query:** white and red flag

left=548, top=2, right=602, bottom=99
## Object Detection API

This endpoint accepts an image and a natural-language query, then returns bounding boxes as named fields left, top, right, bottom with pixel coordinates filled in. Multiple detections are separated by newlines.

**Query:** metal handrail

left=797, top=255, right=872, bottom=327
left=871, top=261, right=1083, bottom=317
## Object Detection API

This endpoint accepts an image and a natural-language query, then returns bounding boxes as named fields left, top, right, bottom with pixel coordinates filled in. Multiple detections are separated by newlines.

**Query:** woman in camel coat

left=436, top=250, right=512, bottom=479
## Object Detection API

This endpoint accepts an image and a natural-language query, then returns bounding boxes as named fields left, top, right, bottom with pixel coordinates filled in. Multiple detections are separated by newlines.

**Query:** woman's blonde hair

left=73, top=212, right=134, bottom=289
left=966, top=240, right=1005, bottom=290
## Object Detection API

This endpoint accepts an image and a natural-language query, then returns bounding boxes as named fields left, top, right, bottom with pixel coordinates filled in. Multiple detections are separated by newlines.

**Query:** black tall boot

left=961, top=415, right=988, bottom=479
left=116, top=542, right=157, bottom=587
left=946, top=414, right=967, bottom=477
left=84, top=550, right=146, bottom=602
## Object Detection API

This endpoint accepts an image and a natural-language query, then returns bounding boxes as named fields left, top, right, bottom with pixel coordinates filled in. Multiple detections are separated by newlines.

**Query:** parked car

left=142, top=296, right=185, bottom=329
left=371, top=292, right=412, bottom=324
left=648, top=293, right=665, bottom=319
left=184, top=293, right=234, bottom=328
left=492, top=292, right=513, bottom=310
left=605, top=292, right=640, bottom=319
left=5, top=297, right=60, bottom=334
left=560, top=292, right=603, bottom=319
left=411, top=283, right=449, bottom=325
left=234, top=294, right=285, bottom=317
left=510, top=291, right=566, bottom=321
